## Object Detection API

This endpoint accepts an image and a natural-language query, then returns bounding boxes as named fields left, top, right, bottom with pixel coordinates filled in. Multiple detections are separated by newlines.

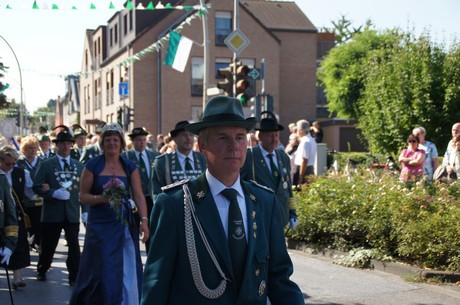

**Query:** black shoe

left=12, top=279, right=26, bottom=289
left=36, top=272, right=47, bottom=281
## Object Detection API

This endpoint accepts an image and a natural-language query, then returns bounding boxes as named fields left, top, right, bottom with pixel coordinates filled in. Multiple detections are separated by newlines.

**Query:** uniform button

left=255, top=269, right=260, bottom=276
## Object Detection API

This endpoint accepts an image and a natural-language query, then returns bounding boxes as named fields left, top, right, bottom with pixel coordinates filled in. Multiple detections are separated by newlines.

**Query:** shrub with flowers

left=287, top=168, right=460, bottom=272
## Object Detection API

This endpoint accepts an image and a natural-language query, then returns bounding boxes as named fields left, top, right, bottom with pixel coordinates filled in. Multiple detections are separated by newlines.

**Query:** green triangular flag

left=90, top=3, right=96, bottom=9
left=6, top=5, right=12, bottom=9
left=0, top=83, right=10, bottom=94
left=165, top=3, right=173, bottom=9
left=32, top=0, right=39, bottom=9
left=52, top=4, right=59, bottom=9
left=71, top=6, right=77, bottom=10
left=126, top=0, right=134, bottom=10
left=109, top=1, right=115, bottom=9
left=183, top=6, right=192, bottom=12
left=146, top=1, right=155, bottom=10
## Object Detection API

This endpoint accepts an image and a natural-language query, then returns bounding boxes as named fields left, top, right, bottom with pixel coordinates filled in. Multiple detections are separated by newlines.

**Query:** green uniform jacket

left=79, top=143, right=102, bottom=164
left=240, top=146, right=294, bottom=226
left=150, top=151, right=206, bottom=201
left=122, top=149, right=159, bottom=196
left=32, top=156, right=83, bottom=223
left=0, top=174, right=18, bottom=251
left=141, top=174, right=304, bottom=305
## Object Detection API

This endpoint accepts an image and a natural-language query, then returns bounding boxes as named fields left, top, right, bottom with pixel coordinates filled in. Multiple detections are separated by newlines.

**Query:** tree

left=317, top=29, right=401, bottom=119
left=319, top=25, right=460, bottom=155
left=329, top=15, right=373, bottom=45
left=0, top=61, right=9, bottom=109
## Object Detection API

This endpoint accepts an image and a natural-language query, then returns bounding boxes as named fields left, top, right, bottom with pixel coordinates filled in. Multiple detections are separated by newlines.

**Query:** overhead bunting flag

left=0, top=83, right=10, bottom=94
left=164, top=31, right=193, bottom=73
left=1, top=1, right=201, bottom=11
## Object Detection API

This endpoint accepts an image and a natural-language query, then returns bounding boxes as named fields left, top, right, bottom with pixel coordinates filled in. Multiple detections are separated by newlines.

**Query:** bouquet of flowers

left=102, top=177, right=129, bottom=223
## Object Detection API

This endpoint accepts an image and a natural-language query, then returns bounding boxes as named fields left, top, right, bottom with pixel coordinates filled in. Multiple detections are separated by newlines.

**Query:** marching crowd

left=0, top=96, right=320, bottom=305
left=2, top=95, right=459, bottom=304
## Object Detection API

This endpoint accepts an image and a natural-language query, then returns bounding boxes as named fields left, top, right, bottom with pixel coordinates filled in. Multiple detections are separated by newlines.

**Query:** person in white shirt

left=293, top=119, right=317, bottom=185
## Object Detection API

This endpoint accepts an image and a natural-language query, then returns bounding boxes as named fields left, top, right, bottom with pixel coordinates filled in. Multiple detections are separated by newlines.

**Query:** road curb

left=287, top=239, right=460, bottom=284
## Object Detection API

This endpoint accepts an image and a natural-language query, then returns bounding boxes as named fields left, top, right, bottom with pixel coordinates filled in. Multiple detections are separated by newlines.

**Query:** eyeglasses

left=408, top=140, right=417, bottom=143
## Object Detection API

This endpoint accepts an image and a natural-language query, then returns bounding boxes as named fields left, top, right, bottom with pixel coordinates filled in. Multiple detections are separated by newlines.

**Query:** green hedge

left=287, top=171, right=460, bottom=271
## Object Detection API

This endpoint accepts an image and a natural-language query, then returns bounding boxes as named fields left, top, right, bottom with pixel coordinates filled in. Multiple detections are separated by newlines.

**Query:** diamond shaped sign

left=224, top=29, right=250, bottom=55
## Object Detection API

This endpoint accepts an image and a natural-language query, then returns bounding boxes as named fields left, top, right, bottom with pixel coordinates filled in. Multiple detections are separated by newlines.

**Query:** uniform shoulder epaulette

left=161, top=179, right=190, bottom=192
left=250, top=180, right=274, bottom=193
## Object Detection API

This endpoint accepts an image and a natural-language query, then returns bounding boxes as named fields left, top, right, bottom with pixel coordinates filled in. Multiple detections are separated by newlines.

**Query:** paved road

left=1, top=228, right=460, bottom=305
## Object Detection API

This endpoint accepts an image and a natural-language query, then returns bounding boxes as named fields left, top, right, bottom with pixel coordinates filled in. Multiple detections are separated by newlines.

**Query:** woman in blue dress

left=70, top=123, right=149, bottom=305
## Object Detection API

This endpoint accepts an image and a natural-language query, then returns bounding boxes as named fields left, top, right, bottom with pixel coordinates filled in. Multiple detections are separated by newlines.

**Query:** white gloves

left=81, top=212, right=88, bottom=223
left=289, top=218, right=299, bottom=229
left=128, top=199, right=135, bottom=209
left=0, top=247, right=13, bottom=265
left=53, top=189, right=70, bottom=200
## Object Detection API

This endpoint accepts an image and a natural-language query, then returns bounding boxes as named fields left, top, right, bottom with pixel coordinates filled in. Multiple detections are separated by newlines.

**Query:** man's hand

left=0, top=247, right=13, bottom=265
left=53, top=189, right=70, bottom=200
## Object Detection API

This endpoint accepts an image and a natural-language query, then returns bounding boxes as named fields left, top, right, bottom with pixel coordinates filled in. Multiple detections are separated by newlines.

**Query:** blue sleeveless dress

left=70, top=156, right=142, bottom=305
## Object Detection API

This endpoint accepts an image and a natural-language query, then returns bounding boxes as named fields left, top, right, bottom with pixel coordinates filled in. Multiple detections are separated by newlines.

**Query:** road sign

left=248, top=68, right=260, bottom=80
left=119, top=82, right=129, bottom=96
left=224, top=29, right=250, bottom=55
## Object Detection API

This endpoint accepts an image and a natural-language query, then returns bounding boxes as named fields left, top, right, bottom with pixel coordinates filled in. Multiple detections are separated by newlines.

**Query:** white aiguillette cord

left=183, top=184, right=228, bottom=299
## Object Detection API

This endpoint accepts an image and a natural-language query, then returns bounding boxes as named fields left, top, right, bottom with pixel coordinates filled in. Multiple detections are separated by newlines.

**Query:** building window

left=215, top=11, right=232, bottom=46
left=110, top=28, right=113, bottom=47
left=123, top=14, right=128, bottom=35
left=114, top=24, right=118, bottom=44
left=191, top=57, right=204, bottom=96
left=129, top=10, right=133, bottom=31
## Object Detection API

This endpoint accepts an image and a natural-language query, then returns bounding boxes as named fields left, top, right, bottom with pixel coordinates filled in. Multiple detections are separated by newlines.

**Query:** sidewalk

left=287, top=239, right=460, bottom=284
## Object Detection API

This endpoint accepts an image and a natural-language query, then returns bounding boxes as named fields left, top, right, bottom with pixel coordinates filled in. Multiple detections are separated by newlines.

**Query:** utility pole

left=0, top=34, right=24, bottom=136
left=200, top=0, right=209, bottom=109
left=232, top=0, right=239, bottom=97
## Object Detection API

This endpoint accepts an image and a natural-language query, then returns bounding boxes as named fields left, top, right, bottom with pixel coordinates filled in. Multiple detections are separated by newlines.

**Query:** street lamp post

left=0, top=34, right=24, bottom=136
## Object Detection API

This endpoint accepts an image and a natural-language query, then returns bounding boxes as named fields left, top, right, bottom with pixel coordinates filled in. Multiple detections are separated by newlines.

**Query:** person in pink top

left=398, top=134, right=426, bottom=183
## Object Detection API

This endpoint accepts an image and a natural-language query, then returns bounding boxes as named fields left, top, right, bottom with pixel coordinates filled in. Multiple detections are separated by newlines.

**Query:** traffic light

left=217, top=65, right=233, bottom=95
left=235, top=64, right=251, bottom=106
left=117, top=107, right=123, bottom=125
left=125, top=107, right=134, bottom=124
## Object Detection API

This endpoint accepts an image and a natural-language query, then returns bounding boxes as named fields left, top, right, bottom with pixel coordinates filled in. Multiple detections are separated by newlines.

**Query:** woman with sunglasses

left=398, top=134, right=426, bottom=183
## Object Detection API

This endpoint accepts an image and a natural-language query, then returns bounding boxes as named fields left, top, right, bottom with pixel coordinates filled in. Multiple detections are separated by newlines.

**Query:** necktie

left=221, top=188, right=247, bottom=291
left=138, top=152, right=148, bottom=178
left=62, top=158, right=70, bottom=172
left=185, top=157, right=193, bottom=172
left=267, top=153, right=280, bottom=180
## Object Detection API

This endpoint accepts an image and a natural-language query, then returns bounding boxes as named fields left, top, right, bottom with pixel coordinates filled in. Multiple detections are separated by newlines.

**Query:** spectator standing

left=442, top=134, right=460, bottom=178
left=141, top=96, right=304, bottom=305
left=412, top=127, right=438, bottom=181
left=310, top=121, right=324, bottom=143
left=398, top=134, right=426, bottom=183
left=443, top=123, right=460, bottom=169
left=70, top=123, right=149, bottom=304
left=32, top=130, right=84, bottom=285
left=294, top=119, right=317, bottom=185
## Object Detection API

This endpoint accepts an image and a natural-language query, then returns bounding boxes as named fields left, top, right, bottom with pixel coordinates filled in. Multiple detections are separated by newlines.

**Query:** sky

left=0, top=0, right=459, bottom=113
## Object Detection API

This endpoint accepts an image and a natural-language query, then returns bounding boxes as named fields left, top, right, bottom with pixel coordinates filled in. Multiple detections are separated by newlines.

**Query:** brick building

left=79, top=0, right=317, bottom=144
